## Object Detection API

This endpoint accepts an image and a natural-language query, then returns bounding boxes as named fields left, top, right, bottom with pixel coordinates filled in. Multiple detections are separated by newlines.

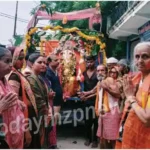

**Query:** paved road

left=57, top=124, right=99, bottom=149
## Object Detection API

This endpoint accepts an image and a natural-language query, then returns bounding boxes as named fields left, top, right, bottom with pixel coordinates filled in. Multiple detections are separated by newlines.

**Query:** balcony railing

left=107, top=1, right=141, bottom=32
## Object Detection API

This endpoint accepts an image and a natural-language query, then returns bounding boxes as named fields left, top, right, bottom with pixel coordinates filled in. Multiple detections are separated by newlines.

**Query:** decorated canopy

left=27, top=6, right=102, bottom=30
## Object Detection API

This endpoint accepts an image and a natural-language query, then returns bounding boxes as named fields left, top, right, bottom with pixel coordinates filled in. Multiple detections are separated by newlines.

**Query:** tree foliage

left=31, top=1, right=116, bottom=30
left=30, top=1, right=126, bottom=59
left=112, top=41, right=126, bottom=59
left=14, top=35, right=24, bottom=46
left=30, top=1, right=54, bottom=15
left=48, top=1, right=116, bottom=30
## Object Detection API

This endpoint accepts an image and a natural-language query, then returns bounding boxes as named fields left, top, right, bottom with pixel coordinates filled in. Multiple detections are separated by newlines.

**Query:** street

left=57, top=124, right=99, bottom=149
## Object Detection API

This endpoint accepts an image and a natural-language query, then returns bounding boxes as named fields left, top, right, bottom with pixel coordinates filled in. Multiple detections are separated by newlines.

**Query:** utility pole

left=13, top=1, right=18, bottom=37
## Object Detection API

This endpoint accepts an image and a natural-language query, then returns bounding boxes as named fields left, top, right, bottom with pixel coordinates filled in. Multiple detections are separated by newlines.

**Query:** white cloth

left=108, top=93, right=118, bottom=109
left=107, top=57, right=118, bottom=64
left=98, top=88, right=119, bottom=114
left=98, top=88, right=103, bottom=114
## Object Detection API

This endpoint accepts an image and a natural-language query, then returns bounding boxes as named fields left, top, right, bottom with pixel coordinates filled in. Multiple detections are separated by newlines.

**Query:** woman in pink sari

left=0, top=47, right=24, bottom=148
left=8, top=47, right=41, bottom=148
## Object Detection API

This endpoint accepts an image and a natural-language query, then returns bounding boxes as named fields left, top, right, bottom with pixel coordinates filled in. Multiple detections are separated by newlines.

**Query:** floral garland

left=24, top=25, right=107, bottom=64
left=24, top=27, right=38, bottom=55
left=39, top=40, right=45, bottom=55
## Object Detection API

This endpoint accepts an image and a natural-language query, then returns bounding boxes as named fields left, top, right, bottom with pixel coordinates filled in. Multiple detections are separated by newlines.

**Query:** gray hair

left=134, top=41, right=150, bottom=53
left=97, top=64, right=108, bottom=72
left=131, top=42, right=150, bottom=72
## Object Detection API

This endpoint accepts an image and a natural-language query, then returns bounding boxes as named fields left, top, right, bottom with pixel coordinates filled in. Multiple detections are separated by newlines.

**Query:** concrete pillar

left=126, top=40, right=130, bottom=61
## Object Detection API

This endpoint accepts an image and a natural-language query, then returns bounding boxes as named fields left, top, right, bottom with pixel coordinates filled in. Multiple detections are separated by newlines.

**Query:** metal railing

left=107, top=1, right=141, bottom=32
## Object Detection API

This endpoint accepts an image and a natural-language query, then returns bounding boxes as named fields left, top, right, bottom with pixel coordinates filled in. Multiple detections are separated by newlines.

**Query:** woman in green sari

left=27, top=53, right=52, bottom=148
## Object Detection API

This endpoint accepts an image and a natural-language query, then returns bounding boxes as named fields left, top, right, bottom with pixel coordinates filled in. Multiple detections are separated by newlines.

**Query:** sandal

left=91, top=141, right=98, bottom=148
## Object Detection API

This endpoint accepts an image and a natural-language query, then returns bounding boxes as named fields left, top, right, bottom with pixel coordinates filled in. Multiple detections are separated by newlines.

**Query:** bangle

left=130, top=100, right=137, bottom=105
left=127, top=96, right=136, bottom=100
left=126, top=96, right=137, bottom=104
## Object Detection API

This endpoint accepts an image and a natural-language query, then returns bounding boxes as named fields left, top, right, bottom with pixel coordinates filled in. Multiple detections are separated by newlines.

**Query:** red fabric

left=48, top=124, right=57, bottom=147
left=74, top=51, right=86, bottom=74
left=48, top=99, right=57, bottom=147
left=45, top=41, right=59, bottom=56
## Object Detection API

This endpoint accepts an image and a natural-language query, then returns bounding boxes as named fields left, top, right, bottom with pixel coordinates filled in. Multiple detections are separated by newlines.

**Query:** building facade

left=107, top=1, right=150, bottom=62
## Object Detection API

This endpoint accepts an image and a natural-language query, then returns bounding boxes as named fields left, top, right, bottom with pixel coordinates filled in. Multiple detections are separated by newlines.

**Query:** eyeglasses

left=52, top=59, right=58, bottom=62
left=110, top=71, right=117, bottom=74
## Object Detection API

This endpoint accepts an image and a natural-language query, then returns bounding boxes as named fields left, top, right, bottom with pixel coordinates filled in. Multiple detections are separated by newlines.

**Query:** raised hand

left=123, top=75, right=137, bottom=98
left=0, top=92, right=18, bottom=113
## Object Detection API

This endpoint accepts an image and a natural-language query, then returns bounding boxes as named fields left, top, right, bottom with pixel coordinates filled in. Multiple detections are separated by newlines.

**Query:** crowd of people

left=0, top=41, right=150, bottom=149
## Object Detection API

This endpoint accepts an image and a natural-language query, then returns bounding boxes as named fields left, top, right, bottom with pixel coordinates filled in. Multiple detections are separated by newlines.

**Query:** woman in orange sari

left=116, top=42, right=150, bottom=148
left=8, top=47, right=41, bottom=148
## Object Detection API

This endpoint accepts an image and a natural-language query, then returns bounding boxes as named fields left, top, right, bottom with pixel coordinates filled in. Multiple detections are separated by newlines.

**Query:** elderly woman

left=117, top=59, right=130, bottom=77
left=116, top=42, right=150, bottom=148
left=0, top=47, right=24, bottom=148
left=8, top=47, right=41, bottom=148
left=116, top=59, right=131, bottom=114
left=27, top=53, right=51, bottom=148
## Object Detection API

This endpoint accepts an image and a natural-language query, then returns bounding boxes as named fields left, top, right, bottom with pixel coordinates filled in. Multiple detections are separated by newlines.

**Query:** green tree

left=14, top=35, right=24, bottom=46
left=31, top=1, right=116, bottom=30
left=30, top=1, right=126, bottom=59
left=112, top=41, right=126, bottom=59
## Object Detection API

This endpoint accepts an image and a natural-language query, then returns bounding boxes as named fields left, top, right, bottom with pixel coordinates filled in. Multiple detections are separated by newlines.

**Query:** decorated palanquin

left=23, top=2, right=107, bottom=100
